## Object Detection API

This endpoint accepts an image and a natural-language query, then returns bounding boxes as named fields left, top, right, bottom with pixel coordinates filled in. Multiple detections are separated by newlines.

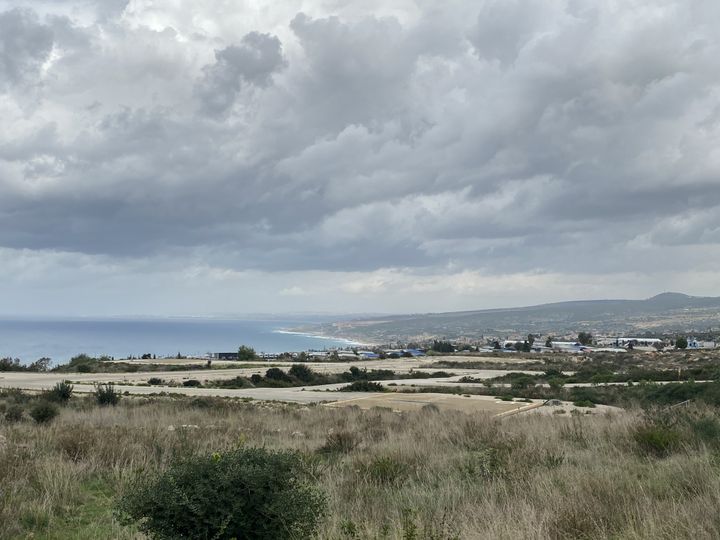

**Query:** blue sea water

left=0, top=317, right=355, bottom=365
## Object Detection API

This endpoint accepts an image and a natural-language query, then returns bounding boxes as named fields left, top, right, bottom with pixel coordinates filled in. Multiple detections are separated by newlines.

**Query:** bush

left=633, top=423, right=682, bottom=457
left=265, top=368, right=291, bottom=382
left=320, top=430, right=359, bottom=454
left=182, top=379, right=202, bottom=387
left=116, top=447, right=326, bottom=540
left=288, top=364, right=315, bottom=383
left=573, top=400, right=596, bottom=408
left=46, top=381, right=74, bottom=403
left=340, top=381, right=385, bottom=392
left=147, top=377, right=163, bottom=385
left=4, top=404, right=24, bottom=423
left=94, top=383, right=120, bottom=406
left=29, top=401, right=59, bottom=424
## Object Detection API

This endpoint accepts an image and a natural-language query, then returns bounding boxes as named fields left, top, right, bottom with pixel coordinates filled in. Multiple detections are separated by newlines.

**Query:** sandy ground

left=324, top=392, right=538, bottom=414
left=0, top=357, right=619, bottom=416
left=0, top=360, right=538, bottom=388
left=110, top=354, right=536, bottom=367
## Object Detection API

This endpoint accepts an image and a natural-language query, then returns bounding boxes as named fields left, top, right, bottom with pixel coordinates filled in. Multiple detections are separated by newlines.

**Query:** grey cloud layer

left=1, top=1, right=720, bottom=277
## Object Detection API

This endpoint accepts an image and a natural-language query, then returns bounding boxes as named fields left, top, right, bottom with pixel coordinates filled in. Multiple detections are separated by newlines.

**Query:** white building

left=596, top=337, right=663, bottom=348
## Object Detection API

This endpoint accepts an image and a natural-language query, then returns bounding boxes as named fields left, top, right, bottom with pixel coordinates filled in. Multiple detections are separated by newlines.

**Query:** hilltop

left=299, top=293, right=720, bottom=343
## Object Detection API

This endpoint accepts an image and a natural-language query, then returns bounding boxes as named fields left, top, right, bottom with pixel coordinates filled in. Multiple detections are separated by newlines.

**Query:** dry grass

left=2, top=394, right=720, bottom=539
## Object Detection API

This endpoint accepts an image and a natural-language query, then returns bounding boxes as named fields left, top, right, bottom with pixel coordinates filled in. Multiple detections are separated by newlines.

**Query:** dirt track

left=0, top=357, right=616, bottom=415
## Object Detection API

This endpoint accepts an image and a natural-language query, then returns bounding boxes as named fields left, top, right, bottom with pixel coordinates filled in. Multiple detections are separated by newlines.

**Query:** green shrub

left=288, top=364, right=315, bottom=383
left=633, top=423, right=682, bottom=457
left=116, top=447, right=326, bottom=540
left=46, top=381, right=74, bottom=403
left=182, top=379, right=201, bottom=387
left=147, top=377, right=163, bottom=385
left=212, top=376, right=253, bottom=389
left=4, top=404, right=24, bottom=423
left=573, top=400, right=596, bottom=408
left=265, top=368, right=291, bottom=382
left=93, top=383, right=120, bottom=406
left=29, top=401, right=59, bottom=424
left=340, top=381, right=385, bottom=392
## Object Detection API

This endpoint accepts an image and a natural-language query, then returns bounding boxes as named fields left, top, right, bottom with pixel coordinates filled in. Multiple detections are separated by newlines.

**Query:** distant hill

left=303, top=293, right=720, bottom=342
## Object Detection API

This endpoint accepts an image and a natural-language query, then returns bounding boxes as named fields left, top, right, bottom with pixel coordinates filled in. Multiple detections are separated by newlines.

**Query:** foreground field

left=2, top=392, right=720, bottom=539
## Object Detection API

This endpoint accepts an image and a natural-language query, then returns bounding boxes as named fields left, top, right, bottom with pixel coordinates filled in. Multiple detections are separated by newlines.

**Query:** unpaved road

left=0, top=359, right=543, bottom=414
left=0, top=371, right=543, bottom=414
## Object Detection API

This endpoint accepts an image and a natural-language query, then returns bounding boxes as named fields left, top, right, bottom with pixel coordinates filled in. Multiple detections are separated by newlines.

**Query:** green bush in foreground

left=46, top=381, right=74, bottom=403
left=93, top=383, right=120, bottom=406
left=29, top=401, right=59, bottom=424
left=116, top=447, right=327, bottom=540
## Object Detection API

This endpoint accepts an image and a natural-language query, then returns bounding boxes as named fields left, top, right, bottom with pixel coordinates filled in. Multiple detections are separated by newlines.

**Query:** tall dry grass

left=1, top=394, right=720, bottom=539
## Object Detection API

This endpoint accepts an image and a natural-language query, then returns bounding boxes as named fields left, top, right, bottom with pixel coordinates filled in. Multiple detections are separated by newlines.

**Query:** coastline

left=273, top=329, right=371, bottom=348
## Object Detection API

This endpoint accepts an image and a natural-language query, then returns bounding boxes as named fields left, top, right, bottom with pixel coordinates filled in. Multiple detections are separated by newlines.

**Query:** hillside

left=303, top=293, right=720, bottom=342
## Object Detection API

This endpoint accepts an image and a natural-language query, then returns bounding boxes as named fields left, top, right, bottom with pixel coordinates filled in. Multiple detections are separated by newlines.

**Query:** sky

left=1, top=0, right=720, bottom=317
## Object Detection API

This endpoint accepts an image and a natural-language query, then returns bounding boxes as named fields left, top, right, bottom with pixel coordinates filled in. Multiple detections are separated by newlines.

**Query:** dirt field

left=324, top=392, right=539, bottom=414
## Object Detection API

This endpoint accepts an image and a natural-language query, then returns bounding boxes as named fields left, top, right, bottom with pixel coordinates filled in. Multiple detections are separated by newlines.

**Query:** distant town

left=207, top=332, right=717, bottom=362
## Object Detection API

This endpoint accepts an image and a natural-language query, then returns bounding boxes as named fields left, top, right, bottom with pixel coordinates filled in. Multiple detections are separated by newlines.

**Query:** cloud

left=0, top=8, right=54, bottom=90
left=1, top=1, right=720, bottom=315
left=196, top=32, right=286, bottom=115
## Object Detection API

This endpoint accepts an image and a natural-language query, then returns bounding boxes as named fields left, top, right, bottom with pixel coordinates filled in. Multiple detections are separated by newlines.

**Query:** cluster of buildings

left=209, top=348, right=427, bottom=361
left=209, top=334, right=717, bottom=362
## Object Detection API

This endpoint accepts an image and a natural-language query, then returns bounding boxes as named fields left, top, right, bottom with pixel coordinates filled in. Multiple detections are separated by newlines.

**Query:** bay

left=0, top=317, right=355, bottom=364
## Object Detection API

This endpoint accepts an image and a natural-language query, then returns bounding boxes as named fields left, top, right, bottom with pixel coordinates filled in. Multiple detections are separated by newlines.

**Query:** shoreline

left=273, top=329, right=371, bottom=348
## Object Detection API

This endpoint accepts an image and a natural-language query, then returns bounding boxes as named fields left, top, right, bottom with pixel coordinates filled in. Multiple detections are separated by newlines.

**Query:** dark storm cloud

left=1, top=0, right=720, bottom=278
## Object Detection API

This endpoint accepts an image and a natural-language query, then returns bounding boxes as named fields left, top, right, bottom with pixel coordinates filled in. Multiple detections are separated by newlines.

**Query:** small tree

left=430, top=340, right=455, bottom=353
left=116, top=447, right=326, bottom=540
left=28, top=357, right=52, bottom=372
left=676, top=336, right=688, bottom=350
left=545, top=337, right=553, bottom=348
left=237, top=345, right=257, bottom=362
left=577, top=332, right=593, bottom=346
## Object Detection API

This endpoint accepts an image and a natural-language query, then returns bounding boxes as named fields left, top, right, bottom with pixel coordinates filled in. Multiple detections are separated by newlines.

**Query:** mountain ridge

left=306, top=292, right=720, bottom=342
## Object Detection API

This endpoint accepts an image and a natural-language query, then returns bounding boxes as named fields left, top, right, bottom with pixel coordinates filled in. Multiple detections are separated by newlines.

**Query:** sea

left=0, top=317, right=358, bottom=365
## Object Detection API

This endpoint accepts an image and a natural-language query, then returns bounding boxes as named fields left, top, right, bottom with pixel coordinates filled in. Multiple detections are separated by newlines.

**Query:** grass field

left=3, top=390, right=720, bottom=539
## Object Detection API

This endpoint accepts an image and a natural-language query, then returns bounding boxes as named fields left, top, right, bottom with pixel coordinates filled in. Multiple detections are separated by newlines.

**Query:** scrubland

left=2, top=389, right=720, bottom=539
